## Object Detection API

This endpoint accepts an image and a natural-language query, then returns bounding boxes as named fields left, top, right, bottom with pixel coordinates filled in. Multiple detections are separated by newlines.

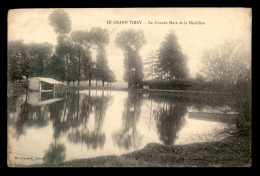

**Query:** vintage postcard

left=7, top=8, right=252, bottom=167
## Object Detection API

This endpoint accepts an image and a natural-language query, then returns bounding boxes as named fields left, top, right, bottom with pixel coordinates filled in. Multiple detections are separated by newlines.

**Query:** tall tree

left=8, top=40, right=28, bottom=82
left=70, top=30, right=86, bottom=85
left=55, top=35, right=75, bottom=85
left=95, top=47, right=109, bottom=87
left=94, top=27, right=116, bottom=87
left=48, top=54, right=66, bottom=81
left=67, top=47, right=79, bottom=85
left=143, top=50, right=159, bottom=81
left=27, top=42, right=53, bottom=78
left=48, top=9, right=72, bottom=35
left=83, top=29, right=97, bottom=86
left=157, top=31, right=189, bottom=80
left=49, top=9, right=72, bottom=85
left=88, top=27, right=110, bottom=87
left=71, top=28, right=109, bottom=86
left=81, top=49, right=94, bottom=85
left=74, top=29, right=96, bottom=86
left=115, top=29, right=146, bottom=88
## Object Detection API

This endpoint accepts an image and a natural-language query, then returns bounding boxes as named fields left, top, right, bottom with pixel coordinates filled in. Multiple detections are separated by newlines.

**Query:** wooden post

left=53, top=85, right=55, bottom=98
left=39, top=81, right=42, bottom=92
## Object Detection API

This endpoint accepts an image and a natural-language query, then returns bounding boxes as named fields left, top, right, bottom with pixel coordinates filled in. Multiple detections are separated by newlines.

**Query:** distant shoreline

left=8, top=82, right=215, bottom=99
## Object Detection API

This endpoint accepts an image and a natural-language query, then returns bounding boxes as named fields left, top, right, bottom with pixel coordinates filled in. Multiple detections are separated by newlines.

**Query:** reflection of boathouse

left=28, top=92, right=64, bottom=106
left=28, top=77, right=65, bottom=92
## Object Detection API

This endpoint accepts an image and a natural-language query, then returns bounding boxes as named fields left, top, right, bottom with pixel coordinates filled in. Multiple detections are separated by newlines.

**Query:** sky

left=8, top=8, right=252, bottom=81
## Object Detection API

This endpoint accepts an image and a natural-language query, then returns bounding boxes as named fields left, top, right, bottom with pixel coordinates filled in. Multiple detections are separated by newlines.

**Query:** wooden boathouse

left=28, top=77, right=65, bottom=92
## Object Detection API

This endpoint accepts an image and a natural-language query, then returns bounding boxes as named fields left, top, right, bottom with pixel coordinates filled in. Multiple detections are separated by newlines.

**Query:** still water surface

left=7, top=90, right=235, bottom=165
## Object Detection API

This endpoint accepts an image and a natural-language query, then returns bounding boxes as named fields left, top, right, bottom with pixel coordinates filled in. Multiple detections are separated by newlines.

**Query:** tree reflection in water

left=43, top=142, right=66, bottom=165
left=153, top=100, right=188, bottom=145
left=8, top=94, right=50, bottom=139
left=67, top=90, right=112, bottom=149
left=8, top=90, right=113, bottom=164
left=112, top=93, right=143, bottom=150
left=8, top=95, right=28, bottom=138
left=7, top=90, right=232, bottom=165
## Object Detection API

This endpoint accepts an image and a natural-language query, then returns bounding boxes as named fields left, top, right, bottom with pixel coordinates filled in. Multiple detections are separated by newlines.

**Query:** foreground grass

left=32, top=135, right=251, bottom=167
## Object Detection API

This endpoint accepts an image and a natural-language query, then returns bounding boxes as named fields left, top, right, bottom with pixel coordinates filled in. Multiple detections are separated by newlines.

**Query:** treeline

left=8, top=10, right=191, bottom=88
left=8, top=10, right=116, bottom=87
left=114, top=30, right=189, bottom=88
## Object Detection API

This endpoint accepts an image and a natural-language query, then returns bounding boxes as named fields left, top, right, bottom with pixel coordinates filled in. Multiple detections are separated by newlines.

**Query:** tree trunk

left=89, top=79, right=91, bottom=87
left=101, top=50, right=104, bottom=88
left=135, top=52, right=137, bottom=87
left=78, top=46, right=81, bottom=86
left=88, top=52, right=92, bottom=87
left=66, top=53, right=70, bottom=83
left=76, top=90, right=79, bottom=119
left=63, top=91, right=68, bottom=120
left=128, top=50, right=131, bottom=88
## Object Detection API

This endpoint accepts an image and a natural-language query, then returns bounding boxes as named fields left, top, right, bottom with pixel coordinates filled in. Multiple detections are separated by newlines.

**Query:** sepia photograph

left=7, top=8, right=252, bottom=167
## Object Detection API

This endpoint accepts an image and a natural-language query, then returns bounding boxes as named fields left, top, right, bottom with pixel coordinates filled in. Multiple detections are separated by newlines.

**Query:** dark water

left=7, top=90, right=236, bottom=165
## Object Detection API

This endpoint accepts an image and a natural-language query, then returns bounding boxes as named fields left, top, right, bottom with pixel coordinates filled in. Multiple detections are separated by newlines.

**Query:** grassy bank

left=32, top=135, right=251, bottom=167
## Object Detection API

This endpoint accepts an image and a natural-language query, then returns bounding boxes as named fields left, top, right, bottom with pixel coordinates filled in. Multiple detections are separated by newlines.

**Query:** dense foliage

left=8, top=10, right=115, bottom=86
left=115, top=29, right=146, bottom=88
left=196, top=41, right=251, bottom=132
left=157, top=32, right=189, bottom=80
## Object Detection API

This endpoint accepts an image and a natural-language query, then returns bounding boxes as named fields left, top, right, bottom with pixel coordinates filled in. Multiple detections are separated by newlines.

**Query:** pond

left=7, top=90, right=237, bottom=166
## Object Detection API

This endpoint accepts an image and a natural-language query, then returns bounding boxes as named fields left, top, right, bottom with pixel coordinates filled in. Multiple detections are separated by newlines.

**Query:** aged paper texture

left=7, top=8, right=252, bottom=167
